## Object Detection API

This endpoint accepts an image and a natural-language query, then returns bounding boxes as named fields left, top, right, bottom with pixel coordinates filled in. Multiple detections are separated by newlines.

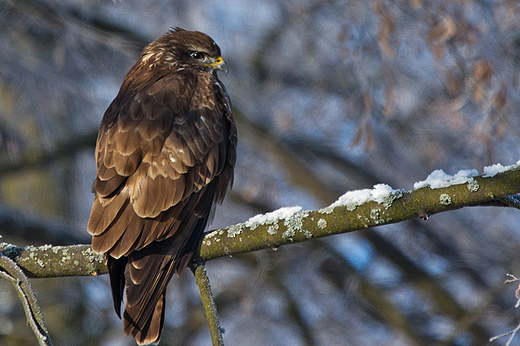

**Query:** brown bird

left=87, top=28, right=236, bottom=345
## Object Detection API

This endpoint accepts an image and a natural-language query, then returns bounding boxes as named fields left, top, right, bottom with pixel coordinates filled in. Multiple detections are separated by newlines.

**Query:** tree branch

left=197, top=167, right=520, bottom=260
left=191, top=261, right=225, bottom=346
left=1, top=167, right=519, bottom=278
left=0, top=131, right=97, bottom=177
left=0, top=254, right=53, bottom=346
left=0, top=243, right=107, bottom=277
left=0, top=202, right=88, bottom=245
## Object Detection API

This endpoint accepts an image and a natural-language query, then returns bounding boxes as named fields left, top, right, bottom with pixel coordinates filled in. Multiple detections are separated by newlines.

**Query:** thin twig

left=191, top=261, right=224, bottom=346
left=489, top=322, right=520, bottom=345
left=504, top=273, right=520, bottom=307
left=0, top=254, right=53, bottom=346
left=489, top=274, right=520, bottom=345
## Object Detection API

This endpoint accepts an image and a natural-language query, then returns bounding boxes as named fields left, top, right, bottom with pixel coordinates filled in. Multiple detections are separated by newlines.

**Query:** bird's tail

left=119, top=214, right=209, bottom=345
left=124, top=291, right=166, bottom=345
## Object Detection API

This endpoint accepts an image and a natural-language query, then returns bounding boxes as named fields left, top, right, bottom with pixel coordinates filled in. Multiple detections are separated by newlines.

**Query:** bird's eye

left=190, top=52, right=205, bottom=60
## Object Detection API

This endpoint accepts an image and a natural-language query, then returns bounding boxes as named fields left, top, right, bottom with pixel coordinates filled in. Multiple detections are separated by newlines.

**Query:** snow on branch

left=198, top=163, right=520, bottom=260
left=1, top=163, right=519, bottom=278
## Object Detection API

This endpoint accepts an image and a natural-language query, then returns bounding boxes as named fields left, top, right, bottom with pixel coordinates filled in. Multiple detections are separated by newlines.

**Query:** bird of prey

left=87, top=28, right=236, bottom=345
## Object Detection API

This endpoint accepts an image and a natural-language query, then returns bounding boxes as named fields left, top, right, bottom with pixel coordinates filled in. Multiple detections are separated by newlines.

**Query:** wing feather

left=94, top=175, right=126, bottom=198
left=88, top=194, right=127, bottom=237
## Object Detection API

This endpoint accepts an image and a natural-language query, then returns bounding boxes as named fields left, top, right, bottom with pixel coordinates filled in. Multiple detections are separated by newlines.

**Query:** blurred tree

left=1, top=0, right=520, bottom=345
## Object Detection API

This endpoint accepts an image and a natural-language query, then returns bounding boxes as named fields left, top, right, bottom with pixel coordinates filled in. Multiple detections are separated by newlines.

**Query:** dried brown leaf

left=496, top=115, right=506, bottom=139
left=473, top=60, right=493, bottom=83
left=351, top=125, right=364, bottom=149
left=472, top=84, right=484, bottom=103
left=364, top=122, right=375, bottom=151
left=445, top=70, right=463, bottom=96
left=433, top=43, right=444, bottom=59
left=428, top=16, right=457, bottom=44
left=350, top=92, right=374, bottom=151
left=363, top=91, right=372, bottom=117
left=409, top=0, right=422, bottom=9
left=493, top=83, right=507, bottom=110
left=384, top=86, right=395, bottom=118
left=375, top=0, right=396, bottom=58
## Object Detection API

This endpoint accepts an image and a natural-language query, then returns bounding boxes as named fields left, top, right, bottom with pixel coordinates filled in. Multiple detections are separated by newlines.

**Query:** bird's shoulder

left=99, top=69, right=230, bottom=131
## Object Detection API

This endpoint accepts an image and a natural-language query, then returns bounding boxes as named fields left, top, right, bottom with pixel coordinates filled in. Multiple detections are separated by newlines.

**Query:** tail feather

left=106, top=255, right=127, bottom=318
left=119, top=214, right=208, bottom=344
left=124, top=293, right=165, bottom=345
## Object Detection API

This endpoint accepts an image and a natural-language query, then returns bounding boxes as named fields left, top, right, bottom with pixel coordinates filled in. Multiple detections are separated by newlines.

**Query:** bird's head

left=141, top=27, right=228, bottom=75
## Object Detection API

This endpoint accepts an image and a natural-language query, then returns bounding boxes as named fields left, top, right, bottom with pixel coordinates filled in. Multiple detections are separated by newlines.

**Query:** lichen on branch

left=1, top=166, right=518, bottom=279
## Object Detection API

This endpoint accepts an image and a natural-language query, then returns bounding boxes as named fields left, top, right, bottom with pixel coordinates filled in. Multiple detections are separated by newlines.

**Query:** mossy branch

left=1, top=167, right=519, bottom=278
left=197, top=166, right=520, bottom=260
left=0, top=254, right=53, bottom=346
left=191, top=261, right=224, bottom=346
left=0, top=243, right=107, bottom=277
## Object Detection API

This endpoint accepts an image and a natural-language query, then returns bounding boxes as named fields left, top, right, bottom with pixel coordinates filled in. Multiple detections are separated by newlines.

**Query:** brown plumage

left=87, top=28, right=236, bottom=345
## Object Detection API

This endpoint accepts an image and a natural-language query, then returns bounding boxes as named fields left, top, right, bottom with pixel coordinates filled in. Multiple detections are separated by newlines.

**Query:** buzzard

left=87, top=28, right=236, bottom=345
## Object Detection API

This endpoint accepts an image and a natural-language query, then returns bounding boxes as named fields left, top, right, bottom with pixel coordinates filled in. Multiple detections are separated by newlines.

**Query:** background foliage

left=1, top=0, right=520, bottom=345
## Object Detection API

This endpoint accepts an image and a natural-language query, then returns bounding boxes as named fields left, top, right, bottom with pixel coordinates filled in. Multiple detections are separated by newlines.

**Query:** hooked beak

left=207, top=56, right=228, bottom=75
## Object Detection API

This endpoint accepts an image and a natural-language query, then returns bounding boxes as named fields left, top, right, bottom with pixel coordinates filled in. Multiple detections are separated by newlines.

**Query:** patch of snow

left=483, top=161, right=520, bottom=177
left=245, top=206, right=302, bottom=227
left=413, top=169, right=478, bottom=190
left=329, top=184, right=395, bottom=208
